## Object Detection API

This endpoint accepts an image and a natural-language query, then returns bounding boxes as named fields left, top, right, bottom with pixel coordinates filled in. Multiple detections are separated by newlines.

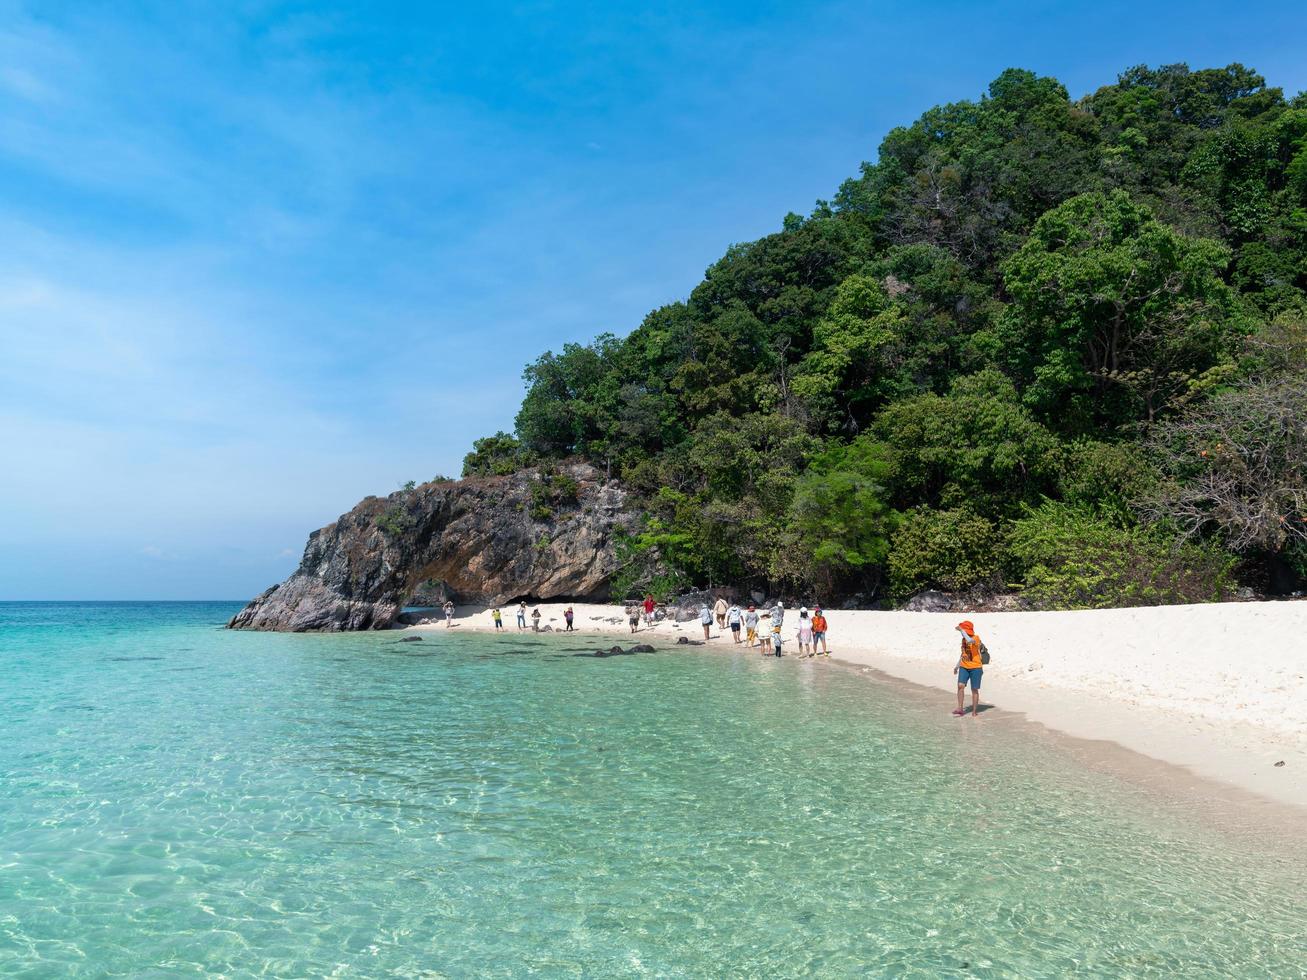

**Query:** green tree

left=874, top=369, right=1062, bottom=516
left=1000, top=190, right=1244, bottom=428
left=793, top=274, right=907, bottom=432
left=787, top=437, right=895, bottom=591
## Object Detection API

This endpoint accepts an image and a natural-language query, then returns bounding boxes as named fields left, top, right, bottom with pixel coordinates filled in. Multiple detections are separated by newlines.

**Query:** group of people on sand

left=695, top=598, right=830, bottom=658
left=486, top=600, right=578, bottom=633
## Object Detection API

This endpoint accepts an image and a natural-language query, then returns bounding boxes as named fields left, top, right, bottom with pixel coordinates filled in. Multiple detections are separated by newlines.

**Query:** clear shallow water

left=1, top=602, right=1304, bottom=977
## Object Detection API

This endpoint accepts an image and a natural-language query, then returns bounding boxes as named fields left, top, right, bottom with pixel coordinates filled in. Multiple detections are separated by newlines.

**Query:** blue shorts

left=812, top=630, right=825, bottom=640
left=957, top=667, right=983, bottom=690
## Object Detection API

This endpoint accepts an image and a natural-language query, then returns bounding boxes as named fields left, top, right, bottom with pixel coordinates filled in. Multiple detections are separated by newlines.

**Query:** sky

left=2, top=1, right=1305, bottom=600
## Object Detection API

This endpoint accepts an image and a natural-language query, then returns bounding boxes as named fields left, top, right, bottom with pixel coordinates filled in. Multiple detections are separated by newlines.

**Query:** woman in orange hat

left=953, top=620, right=984, bottom=717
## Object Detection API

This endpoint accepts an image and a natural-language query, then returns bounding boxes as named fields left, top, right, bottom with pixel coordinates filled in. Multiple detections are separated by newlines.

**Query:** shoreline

left=402, top=600, right=1307, bottom=810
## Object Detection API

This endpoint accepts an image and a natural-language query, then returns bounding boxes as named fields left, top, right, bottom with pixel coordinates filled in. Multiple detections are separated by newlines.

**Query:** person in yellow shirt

left=491, top=607, right=503, bottom=630
left=952, top=620, right=984, bottom=717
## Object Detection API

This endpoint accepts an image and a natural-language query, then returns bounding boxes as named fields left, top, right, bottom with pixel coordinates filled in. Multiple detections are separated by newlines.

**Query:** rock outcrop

left=228, top=464, right=638, bottom=632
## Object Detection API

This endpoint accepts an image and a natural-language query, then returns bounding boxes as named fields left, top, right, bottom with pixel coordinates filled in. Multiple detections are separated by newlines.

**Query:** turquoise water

left=2, top=602, right=1304, bottom=977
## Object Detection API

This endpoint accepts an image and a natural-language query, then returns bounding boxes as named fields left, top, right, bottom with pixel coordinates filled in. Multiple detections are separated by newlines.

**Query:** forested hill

left=463, top=63, right=1307, bottom=608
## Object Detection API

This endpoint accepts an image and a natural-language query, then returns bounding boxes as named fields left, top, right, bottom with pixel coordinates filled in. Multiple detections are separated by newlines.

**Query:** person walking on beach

left=744, top=604, right=760, bottom=648
left=699, top=603, right=712, bottom=640
left=953, top=620, right=985, bottom=717
left=564, top=605, right=575, bottom=632
left=517, top=601, right=527, bottom=631
left=713, top=596, right=728, bottom=630
left=796, top=607, right=813, bottom=656
left=491, top=607, right=503, bottom=630
left=727, top=603, right=742, bottom=643
left=770, top=601, right=785, bottom=630
left=627, top=602, right=640, bottom=634
left=442, top=600, right=454, bottom=627
left=811, top=606, right=828, bottom=656
left=531, top=607, right=542, bottom=632
left=643, top=594, right=656, bottom=626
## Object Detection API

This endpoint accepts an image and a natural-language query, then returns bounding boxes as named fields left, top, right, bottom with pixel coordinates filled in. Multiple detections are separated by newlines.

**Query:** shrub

left=376, top=504, right=413, bottom=538
left=1009, top=502, right=1236, bottom=609
left=462, top=431, right=532, bottom=477
left=1059, top=440, right=1158, bottom=522
left=888, top=508, right=1001, bottom=600
left=528, top=470, right=583, bottom=520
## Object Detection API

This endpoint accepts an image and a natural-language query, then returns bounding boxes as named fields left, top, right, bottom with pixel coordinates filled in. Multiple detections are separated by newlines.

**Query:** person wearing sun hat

left=952, top=620, right=984, bottom=717
left=810, top=605, right=828, bottom=655
left=796, top=607, right=813, bottom=656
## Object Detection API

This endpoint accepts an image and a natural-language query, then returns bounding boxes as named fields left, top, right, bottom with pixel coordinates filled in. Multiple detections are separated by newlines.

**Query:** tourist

left=770, top=600, right=785, bottom=629
left=744, top=604, right=760, bottom=647
left=713, top=595, right=728, bottom=629
left=564, top=605, right=575, bottom=631
left=770, top=622, right=783, bottom=657
left=442, top=599, right=454, bottom=627
left=811, top=605, right=828, bottom=655
left=531, top=606, right=542, bottom=632
left=699, top=603, right=712, bottom=640
left=643, top=594, right=656, bottom=626
left=627, top=602, right=640, bottom=634
left=796, top=607, right=813, bottom=656
left=491, top=607, right=503, bottom=630
left=953, top=620, right=985, bottom=717
left=517, top=601, right=527, bottom=631
left=727, top=602, right=743, bottom=643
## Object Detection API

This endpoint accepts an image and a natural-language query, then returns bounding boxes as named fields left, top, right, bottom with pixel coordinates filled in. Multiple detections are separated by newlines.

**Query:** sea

left=1, top=601, right=1304, bottom=977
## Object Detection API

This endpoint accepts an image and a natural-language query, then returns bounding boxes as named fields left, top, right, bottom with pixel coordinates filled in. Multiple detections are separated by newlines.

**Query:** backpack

left=979, top=640, right=990, bottom=665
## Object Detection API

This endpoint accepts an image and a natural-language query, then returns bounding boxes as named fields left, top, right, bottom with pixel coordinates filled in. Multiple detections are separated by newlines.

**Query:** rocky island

left=228, top=463, right=636, bottom=631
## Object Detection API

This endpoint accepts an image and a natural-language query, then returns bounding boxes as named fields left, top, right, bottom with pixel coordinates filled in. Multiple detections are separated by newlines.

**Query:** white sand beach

left=405, top=600, right=1307, bottom=808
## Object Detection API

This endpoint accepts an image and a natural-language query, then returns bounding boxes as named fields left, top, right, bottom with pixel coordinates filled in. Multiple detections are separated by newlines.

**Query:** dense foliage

left=465, top=64, right=1307, bottom=607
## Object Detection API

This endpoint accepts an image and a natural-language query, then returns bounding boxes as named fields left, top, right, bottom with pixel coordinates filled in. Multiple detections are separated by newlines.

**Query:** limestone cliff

left=228, top=464, right=637, bottom=631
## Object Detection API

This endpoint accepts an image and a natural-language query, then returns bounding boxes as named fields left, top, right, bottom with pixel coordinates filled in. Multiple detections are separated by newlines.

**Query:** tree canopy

left=463, top=63, right=1307, bottom=605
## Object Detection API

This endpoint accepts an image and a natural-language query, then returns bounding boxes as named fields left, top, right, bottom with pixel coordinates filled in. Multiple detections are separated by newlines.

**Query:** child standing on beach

left=564, top=606, right=574, bottom=631
left=770, top=623, right=783, bottom=657
left=491, top=608, right=503, bottom=630
left=953, top=620, right=985, bottom=717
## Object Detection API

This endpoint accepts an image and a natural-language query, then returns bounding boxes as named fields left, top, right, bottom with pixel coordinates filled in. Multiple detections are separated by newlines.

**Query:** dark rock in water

left=676, top=636, right=690, bottom=645
left=905, top=590, right=953, bottom=613
left=583, top=646, right=635, bottom=657
left=227, top=463, right=639, bottom=632
left=629, top=644, right=655, bottom=653
left=396, top=636, right=423, bottom=643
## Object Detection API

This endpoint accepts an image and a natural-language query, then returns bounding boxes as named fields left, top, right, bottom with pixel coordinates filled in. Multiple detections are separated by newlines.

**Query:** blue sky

left=3, top=1, right=1305, bottom=600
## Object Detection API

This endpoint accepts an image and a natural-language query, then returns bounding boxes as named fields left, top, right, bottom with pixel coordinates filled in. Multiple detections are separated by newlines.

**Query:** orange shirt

left=811, top=614, right=828, bottom=632
left=959, top=634, right=983, bottom=670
